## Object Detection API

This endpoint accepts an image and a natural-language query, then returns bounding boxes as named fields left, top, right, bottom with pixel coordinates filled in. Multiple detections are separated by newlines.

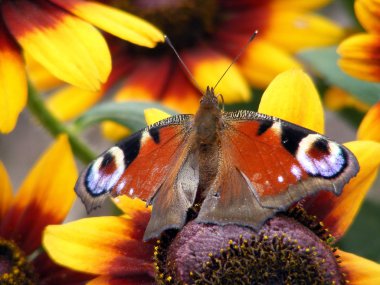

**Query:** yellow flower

left=43, top=70, right=380, bottom=283
left=324, top=87, right=370, bottom=113
left=39, top=0, right=344, bottom=139
left=338, top=0, right=380, bottom=82
left=0, top=0, right=163, bottom=134
left=357, top=101, right=380, bottom=141
left=0, top=135, right=93, bottom=283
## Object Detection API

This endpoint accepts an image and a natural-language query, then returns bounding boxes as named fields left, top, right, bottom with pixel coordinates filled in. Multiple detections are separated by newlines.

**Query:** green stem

left=27, top=82, right=96, bottom=164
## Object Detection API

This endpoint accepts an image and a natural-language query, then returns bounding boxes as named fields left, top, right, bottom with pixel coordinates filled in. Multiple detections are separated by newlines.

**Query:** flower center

left=0, top=238, right=37, bottom=284
left=154, top=212, right=345, bottom=284
left=109, top=0, right=219, bottom=49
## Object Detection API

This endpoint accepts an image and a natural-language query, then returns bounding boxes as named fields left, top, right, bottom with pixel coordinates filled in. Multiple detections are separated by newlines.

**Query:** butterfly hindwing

left=75, top=114, right=195, bottom=213
left=144, top=149, right=199, bottom=240
left=196, top=150, right=277, bottom=228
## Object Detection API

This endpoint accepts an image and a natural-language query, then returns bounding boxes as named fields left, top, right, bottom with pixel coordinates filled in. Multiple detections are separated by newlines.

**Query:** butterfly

left=75, top=86, right=359, bottom=241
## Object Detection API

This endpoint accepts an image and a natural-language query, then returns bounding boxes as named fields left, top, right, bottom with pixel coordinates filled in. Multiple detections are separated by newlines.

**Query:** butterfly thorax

left=194, top=87, right=223, bottom=198
left=194, top=87, right=223, bottom=146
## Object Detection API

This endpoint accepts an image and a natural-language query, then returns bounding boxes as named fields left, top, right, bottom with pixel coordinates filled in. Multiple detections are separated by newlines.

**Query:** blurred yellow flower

left=357, top=101, right=380, bottom=142
left=0, top=135, right=92, bottom=284
left=0, top=0, right=163, bottom=133
left=43, top=69, right=380, bottom=284
left=324, top=87, right=370, bottom=113
left=36, top=0, right=344, bottom=140
left=338, top=0, right=380, bottom=82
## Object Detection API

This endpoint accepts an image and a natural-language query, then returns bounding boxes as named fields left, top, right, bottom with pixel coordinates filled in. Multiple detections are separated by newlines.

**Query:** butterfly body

left=76, top=87, right=359, bottom=241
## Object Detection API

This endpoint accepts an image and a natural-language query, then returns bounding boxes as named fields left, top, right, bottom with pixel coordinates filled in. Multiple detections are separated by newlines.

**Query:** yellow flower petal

left=338, top=33, right=380, bottom=59
left=0, top=161, right=13, bottom=221
left=112, top=195, right=151, bottom=217
left=338, top=34, right=380, bottom=82
left=161, top=68, right=200, bottom=114
left=162, top=91, right=199, bottom=114
left=270, top=0, right=331, bottom=10
left=302, top=140, right=380, bottom=239
left=114, top=56, right=172, bottom=103
left=265, top=11, right=344, bottom=52
left=3, top=1, right=111, bottom=90
left=104, top=55, right=198, bottom=131
left=239, top=39, right=301, bottom=88
left=182, top=47, right=251, bottom=103
left=358, top=102, right=380, bottom=141
left=259, top=69, right=324, bottom=133
left=50, top=0, right=164, bottom=47
left=338, top=249, right=380, bottom=284
left=46, top=86, right=102, bottom=121
left=324, top=87, right=370, bottom=112
left=25, top=53, right=63, bottom=91
left=144, top=108, right=171, bottom=125
left=0, top=135, right=77, bottom=254
left=101, top=121, right=132, bottom=141
left=115, top=85, right=154, bottom=102
left=331, top=141, right=379, bottom=238
left=355, top=0, right=380, bottom=34
left=43, top=216, right=153, bottom=276
left=0, top=21, right=27, bottom=133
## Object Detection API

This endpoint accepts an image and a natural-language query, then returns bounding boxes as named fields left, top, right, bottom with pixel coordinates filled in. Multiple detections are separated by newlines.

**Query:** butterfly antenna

left=213, top=30, right=259, bottom=91
left=217, top=94, right=225, bottom=111
left=165, top=35, right=204, bottom=95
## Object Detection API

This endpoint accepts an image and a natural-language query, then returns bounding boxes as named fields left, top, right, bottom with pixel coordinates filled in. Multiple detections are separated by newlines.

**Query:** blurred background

left=1, top=0, right=380, bottom=264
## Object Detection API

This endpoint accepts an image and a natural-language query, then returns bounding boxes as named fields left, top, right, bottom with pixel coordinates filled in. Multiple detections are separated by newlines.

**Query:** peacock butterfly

left=75, top=86, right=359, bottom=241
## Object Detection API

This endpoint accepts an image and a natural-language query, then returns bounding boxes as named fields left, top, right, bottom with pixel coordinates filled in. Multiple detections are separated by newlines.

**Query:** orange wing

left=196, top=110, right=359, bottom=229
left=76, top=114, right=202, bottom=240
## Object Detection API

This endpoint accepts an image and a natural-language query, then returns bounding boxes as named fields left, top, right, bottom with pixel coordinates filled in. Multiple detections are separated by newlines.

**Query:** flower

left=338, top=0, right=380, bottom=82
left=40, top=0, right=344, bottom=139
left=0, top=0, right=164, bottom=134
left=43, top=69, right=380, bottom=284
left=357, top=101, right=380, bottom=141
left=323, top=87, right=370, bottom=113
left=0, top=134, right=92, bottom=284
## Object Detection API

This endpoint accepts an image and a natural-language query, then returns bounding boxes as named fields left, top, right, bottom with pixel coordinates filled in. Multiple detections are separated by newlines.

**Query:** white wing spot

left=86, top=146, right=125, bottom=195
left=271, top=121, right=282, bottom=136
left=291, top=165, right=302, bottom=180
left=141, top=130, right=151, bottom=146
left=116, top=179, right=126, bottom=195
left=296, top=134, right=345, bottom=178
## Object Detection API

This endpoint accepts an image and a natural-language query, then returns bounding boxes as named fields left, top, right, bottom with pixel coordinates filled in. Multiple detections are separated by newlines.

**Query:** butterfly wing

left=196, top=110, right=359, bottom=229
left=143, top=149, right=199, bottom=240
left=196, top=150, right=277, bottom=227
left=75, top=115, right=198, bottom=231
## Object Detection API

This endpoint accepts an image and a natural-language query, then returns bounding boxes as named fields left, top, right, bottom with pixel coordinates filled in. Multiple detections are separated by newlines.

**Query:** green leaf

left=73, top=101, right=177, bottom=132
left=339, top=200, right=380, bottom=262
left=298, top=47, right=380, bottom=105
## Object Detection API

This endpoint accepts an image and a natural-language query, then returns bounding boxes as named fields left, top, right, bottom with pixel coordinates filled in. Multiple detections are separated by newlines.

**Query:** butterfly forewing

left=75, top=114, right=194, bottom=213
left=221, top=110, right=359, bottom=210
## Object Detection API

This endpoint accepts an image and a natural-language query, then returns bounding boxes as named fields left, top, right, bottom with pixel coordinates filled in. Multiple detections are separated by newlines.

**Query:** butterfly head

left=200, top=86, right=219, bottom=110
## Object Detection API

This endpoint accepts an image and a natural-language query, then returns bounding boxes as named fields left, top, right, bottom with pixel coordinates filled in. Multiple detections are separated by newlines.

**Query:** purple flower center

left=154, top=213, right=345, bottom=284
left=0, top=238, right=36, bottom=284
left=107, top=0, right=219, bottom=49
